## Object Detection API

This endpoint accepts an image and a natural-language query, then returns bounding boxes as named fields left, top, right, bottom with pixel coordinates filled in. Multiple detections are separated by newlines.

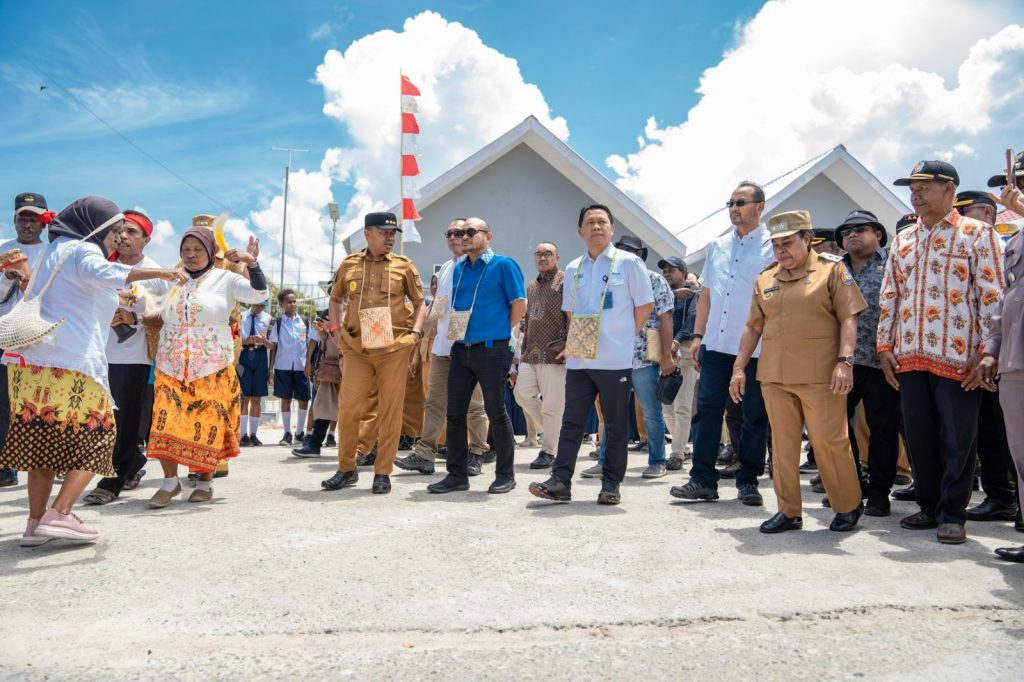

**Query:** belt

left=456, top=338, right=510, bottom=348
left=242, top=344, right=265, bottom=350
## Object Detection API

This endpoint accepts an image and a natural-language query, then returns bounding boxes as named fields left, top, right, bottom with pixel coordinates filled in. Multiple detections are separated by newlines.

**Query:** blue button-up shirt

left=698, top=223, right=773, bottom=357
left=452, top=248, right=526, bottom=344
left=562, top=244, right=654, bottom=370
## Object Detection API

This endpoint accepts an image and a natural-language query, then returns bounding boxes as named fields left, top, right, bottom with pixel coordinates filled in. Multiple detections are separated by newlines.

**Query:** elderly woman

left=729, top=210, right=868, bottom=534
left=146, top=225, right=268, bottom=507
left=0, top=197, right=185, bottom=545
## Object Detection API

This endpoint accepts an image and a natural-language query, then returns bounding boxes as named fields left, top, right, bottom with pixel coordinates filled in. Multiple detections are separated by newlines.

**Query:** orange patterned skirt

left=147, top=365, right=241, bottom=473
left=0, top=364, right=116, bottom=477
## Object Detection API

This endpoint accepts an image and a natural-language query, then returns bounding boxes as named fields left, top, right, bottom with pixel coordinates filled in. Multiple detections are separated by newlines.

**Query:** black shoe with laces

left=467, top=454, right=482, bottom=477
left=250, top=435, right=263, bottom=446
left=395, top=453, right=435, bottom=474
left=670, top=479, right=719, bottom=501
left=481, top=450, right=496, bottom=464
left=324, top=434, right=337, bottom=448
left=240, top=434, right=252, bottom=447
left=529, top=452, right=554, bottom=469
left=398, top=435, right=416, bottom=451
left=737, top=484, right=763, bottom=506
left=597, top=480, right=621, bottom=505
left=279, top=433, right=293, bottom=446
left=528, top=476, right=571, bottom=502
left=427, top=475, right=470, bottom=494
left=966, top=497, right=1019, bottom=521
left=356, top=451, right=376, bottom=467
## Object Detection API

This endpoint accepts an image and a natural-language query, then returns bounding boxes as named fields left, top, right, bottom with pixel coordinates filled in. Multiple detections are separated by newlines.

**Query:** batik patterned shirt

left=633, top=270, right=675, bottom=369
left=843, top=247, right=887, bottom=369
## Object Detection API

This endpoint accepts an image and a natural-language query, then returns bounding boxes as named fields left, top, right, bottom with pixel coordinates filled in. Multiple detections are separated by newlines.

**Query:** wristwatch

left=837, top=355, right=855, bottom=366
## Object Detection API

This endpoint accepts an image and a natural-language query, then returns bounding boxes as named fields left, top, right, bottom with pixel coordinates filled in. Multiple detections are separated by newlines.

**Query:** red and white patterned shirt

left=877, top=209, right=1004, bottom=381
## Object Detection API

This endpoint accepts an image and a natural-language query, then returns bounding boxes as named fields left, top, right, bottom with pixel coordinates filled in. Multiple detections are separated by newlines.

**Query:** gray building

left=346, top=116, right=687, bottom=282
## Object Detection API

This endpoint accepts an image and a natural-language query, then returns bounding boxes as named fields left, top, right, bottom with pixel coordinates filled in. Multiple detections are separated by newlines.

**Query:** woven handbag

left=0, top=223, right=111, bottom=350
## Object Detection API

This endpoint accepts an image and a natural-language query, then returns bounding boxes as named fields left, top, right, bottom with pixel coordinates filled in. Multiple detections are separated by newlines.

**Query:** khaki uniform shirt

left=747, top=249, right=868, bottom=384
left=331, top=250, right=424, bottom=356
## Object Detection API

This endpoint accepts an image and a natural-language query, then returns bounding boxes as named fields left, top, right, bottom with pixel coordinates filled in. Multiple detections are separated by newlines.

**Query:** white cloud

left=606, top=0, right=1024, bottom=243
left=149, top=219, right=175, bottom=248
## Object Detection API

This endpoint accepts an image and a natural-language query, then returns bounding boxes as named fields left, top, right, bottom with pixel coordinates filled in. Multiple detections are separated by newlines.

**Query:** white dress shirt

left=698, top=223, right=773, bottom=358
left=562, top=244, right=654, bottom=371
left=429, top=254, right=465, bottom=358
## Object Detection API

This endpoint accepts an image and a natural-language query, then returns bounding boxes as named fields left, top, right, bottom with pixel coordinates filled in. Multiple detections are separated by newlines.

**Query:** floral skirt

left=0, top=364, right=116, bottom=477
left=147, top=365, right=241, bottom=473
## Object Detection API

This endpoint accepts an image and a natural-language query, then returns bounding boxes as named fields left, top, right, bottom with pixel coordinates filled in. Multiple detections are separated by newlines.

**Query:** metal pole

left=271, top=147, right=309, bottom=291
left=330, top=217, right=338, bottom=273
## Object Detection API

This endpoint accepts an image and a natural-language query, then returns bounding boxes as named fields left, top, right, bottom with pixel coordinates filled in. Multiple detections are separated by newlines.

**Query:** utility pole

left=328, top=202, right=340, bottom=274
left=271, top=147, right=309, bottom=291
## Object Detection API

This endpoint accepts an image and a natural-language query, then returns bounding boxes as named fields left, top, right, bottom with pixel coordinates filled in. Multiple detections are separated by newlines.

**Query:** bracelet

left=692, top=333, right=704, bottom=339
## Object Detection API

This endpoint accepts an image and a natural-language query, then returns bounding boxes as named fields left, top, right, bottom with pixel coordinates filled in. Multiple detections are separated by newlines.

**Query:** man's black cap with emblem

left=893, top=160, right=960, bottom=186
left=364, top=211, right=401, bottom=231
left=895, top=214, right=918, bottom=232
left=657, top=255, right=687, bottom=270
left=835, top=209, right=887, bottom=248
left=614, top=234, right=647, bottom=261
left=987, top=150, right=1024, bottom=188
left=811, top=228, right=835, bottom=246
left=954, top=190, right=997, bottom=212
left=15, top=192, right=48, bottom=215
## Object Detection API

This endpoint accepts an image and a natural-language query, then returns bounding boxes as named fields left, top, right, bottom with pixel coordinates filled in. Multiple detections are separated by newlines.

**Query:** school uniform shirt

left=241, top=308, right=272, bottom=344
left=0, top=238, right=48, bottom=318
left=106, top=255, right=173, bottom=366
left=698, top=223, right=773, bottom=357
left=270, top=314, right=310, bottom=371
left=562, top=244, right=654, bottom=371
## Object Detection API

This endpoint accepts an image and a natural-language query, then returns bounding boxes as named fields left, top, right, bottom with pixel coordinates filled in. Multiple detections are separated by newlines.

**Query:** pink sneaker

left=19, top=518, right=51, bottom=547
left=35, top=508, right=99, bottom=542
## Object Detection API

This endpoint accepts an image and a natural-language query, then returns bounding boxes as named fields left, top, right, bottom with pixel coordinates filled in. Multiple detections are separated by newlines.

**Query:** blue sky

left=1, top=1, right=1021, bottom=280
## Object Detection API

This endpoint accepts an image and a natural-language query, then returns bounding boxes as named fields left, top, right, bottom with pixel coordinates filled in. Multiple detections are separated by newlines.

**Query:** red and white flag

left=400, top=74, right=423, bottom=244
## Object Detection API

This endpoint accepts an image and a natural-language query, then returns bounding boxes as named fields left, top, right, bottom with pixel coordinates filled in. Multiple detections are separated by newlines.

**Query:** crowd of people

left=1, top=149, right=1022, bottom=565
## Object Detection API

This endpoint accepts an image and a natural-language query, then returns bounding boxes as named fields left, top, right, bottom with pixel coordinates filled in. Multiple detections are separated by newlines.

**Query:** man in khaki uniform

left=321, top=212, right=425, bottom=494
left=729, top=210, right=868, bottom=533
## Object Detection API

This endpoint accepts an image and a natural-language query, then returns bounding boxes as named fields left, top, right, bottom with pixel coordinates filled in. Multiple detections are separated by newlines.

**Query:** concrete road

left=1, top=431, right=1022, bottom=680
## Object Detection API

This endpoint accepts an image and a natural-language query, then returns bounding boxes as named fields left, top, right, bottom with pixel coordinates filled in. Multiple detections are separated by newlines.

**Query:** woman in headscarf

left=145, top=224, right=268, bottom=507
left=0, top=196, right=186, bottom=546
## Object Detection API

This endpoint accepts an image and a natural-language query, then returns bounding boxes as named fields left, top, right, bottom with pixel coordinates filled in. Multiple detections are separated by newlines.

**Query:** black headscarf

left=48, top=196, right=123, bottom=258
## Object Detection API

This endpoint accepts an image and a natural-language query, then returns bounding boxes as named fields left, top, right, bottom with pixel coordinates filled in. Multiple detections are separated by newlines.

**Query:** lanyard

left=572, top=250, right=617, bottom=314
left=452, top=257, right=489, bottom=313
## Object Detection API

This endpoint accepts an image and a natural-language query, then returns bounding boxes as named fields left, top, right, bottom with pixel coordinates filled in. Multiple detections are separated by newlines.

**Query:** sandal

left=83, top=488, right=117, bottom=506
left=123, top=468, right=146, bottom=491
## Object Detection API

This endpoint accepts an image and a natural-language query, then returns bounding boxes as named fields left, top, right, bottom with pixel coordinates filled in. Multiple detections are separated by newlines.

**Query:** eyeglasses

left=725, top=199, right=760, bottom=208
left=534, top=251, right=555, bottom=259
left=447, top=228, right=488, bottom=239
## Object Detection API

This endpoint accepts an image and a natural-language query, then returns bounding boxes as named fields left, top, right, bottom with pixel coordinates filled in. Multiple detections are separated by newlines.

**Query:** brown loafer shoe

left=937, top=523, right=966, bottom=544
left=188, top=487, right=213, bottom=503
left=148, top=483, right=182, bottom=509
left=899, top=510, right=937, bottom=530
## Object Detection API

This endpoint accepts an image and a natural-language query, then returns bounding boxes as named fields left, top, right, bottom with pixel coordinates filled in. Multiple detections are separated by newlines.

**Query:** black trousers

left=97, top=364, right=152, bottom=495
left=976, top=388, right=1015, bottom=504
left=446, top=341, right=515, bottom=482
left=899, top=371, right=980, bottom=525
left=847, top=365, right=901, bottom=505
left=553, top=368, right=633, bottom=487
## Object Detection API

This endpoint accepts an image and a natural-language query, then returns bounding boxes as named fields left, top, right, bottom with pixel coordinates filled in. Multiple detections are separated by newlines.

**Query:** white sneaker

left=20, top=518, right=50, bottom=547
left=580, top=464, right=603, bottom=479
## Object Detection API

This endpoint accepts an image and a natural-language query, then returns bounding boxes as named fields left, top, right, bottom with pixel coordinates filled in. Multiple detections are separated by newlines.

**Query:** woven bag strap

left=27, top=219, right=121, bottom=301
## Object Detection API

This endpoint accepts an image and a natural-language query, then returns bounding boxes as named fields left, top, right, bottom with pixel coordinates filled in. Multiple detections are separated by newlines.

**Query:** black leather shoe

left=966, top=497, right=1018, bottom=521
left=737, top=484, right=763, bottom=507
left=436, top=446, right=447, bottom=459
left=597, top=481, right=621, bottom=505
left=893, top=474, right=912, bottom=486
left=810, top=474, right=825, bottom=494
left=324, top=434, right=337, bottom=447
left=899, top=510, right=937, bottom=529
left=427, top=475, right=470, bottom=494
left=398, top=435, right=416, bottom=451
left=467, top=454, right=482, bottom=477
left=356, top=451, right=376, bottom=467
left=394, top=453, right=435, bottom=474
left=1016, top=507, right=1024, bottom=533
left=760, top=512, right=803, bottom=534
left=488, top=476, right=516, bottom=494
left=250, top=435, right=263, bottom=446
left=529, top=452, right=554, bottom=469
left=240, top=434, right=251, bottom=447
left=322, top=470, right=359, bottom=491
left=891, top=483, right=916, bottom=501
left=372, top=475, right=391, bottom=494
left=528, top=476, right=571, bottom=502
left=830, top=502, right=864, bottom=532
left=864, top=499, right=891, bottom=517
left=994, top=545, right=1024, bottom=563
left=481, top=450, right=497, bottom=464
left=291, top=444, right=322, bottom=458
left=799, top=459, right=817, bottom=473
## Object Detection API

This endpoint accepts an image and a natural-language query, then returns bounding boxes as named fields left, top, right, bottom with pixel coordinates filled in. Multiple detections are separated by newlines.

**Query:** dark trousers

left=977, top=388, right=1015, bottom=504
left=553, top=368, right=633, bottom=486
left=446, top=342, right=515, bottom=482
left=847, top=365, right=901, bottom=505
left=306, top=419, right=330, bottom=451
left=899, top=371, right=980, bottom=525
left=97, top=364, right=152, bottom=495
left=689, top=348, right=768, bottom=489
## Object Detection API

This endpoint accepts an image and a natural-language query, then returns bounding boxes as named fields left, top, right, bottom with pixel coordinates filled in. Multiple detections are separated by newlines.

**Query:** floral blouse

left=157, top=268, right=268, bottom=382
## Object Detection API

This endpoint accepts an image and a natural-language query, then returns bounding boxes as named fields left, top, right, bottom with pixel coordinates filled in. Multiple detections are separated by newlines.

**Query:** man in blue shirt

left=427, top=217, right=527, bottom=495
left=529, top=205, right=654, bottom=505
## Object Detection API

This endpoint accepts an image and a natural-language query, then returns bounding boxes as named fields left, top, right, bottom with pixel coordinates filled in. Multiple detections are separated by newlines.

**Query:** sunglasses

left=725, top=199, right=760, bottom=208
left=447, top=228, right=488, bottom=239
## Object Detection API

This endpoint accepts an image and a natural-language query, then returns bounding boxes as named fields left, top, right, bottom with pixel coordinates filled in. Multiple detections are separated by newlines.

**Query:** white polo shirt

left=430, top=254, right=465, bottom=358
left=562, top=244, right=654, bottom=370
left=106, top=254, right=172, bottom=365
left=698, top=223, right=773, bottom=358
left=269, top=314, right=310, bottom=371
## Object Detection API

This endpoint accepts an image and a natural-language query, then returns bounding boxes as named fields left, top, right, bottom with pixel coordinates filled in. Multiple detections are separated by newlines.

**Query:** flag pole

left=400, top=68, right=405, bottom=256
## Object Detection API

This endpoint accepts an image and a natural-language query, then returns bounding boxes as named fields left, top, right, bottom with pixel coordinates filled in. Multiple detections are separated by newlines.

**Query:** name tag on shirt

left=604, top=291, right=614, bottom=309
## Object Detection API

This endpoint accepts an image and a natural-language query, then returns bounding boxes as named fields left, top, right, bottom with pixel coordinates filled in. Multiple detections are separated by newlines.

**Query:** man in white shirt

left=239, top=301, right=271, bottom=446
left=0, top=192, right=52, bottom=488
left=672, top=181, right=773, bottom=507
left=83, top=210, right=172, bottom=503
left=529, top=204, right=654, bottom=505
left=269, top=289, right=315, bottom=445
left=395, top=219, right=489, bottom=475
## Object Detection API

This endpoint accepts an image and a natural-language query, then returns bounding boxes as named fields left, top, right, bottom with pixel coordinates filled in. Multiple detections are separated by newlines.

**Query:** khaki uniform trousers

left=401, top=362, right=425, bottom=437
left=357, top=392, right=378, bottom=454
left=337, top=346, right=412, bottom=475
left=662, top=355, right=699, bottom=458
left=762, top=382, right=862, bottom=516
left=512, top=362, right=567, bottom=455
left=412, top=354, right=487, bottom=461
